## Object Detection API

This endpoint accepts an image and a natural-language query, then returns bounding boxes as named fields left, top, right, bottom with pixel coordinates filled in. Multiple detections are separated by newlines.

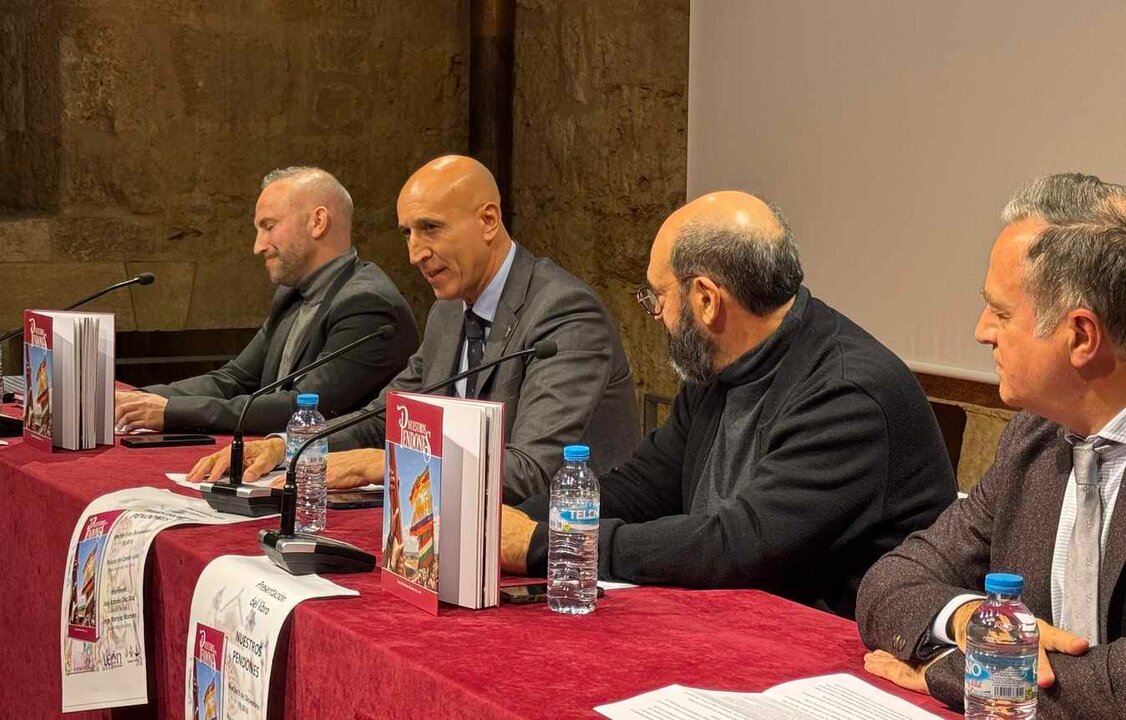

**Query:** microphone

left=0, top=273, right=157, bottom=344
left=258, top=339, right=559, bottom=575
left=417, top=339, right=557, bottom=395
left=200, top=323, right=398, bottom=517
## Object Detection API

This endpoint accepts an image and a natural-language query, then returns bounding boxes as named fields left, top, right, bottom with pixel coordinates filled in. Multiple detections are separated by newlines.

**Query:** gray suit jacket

left=856, top=411, right=1126, bottom=718
left=145, top=257, right=419, bottom=434
left=332, top=244, right=641, bottom=503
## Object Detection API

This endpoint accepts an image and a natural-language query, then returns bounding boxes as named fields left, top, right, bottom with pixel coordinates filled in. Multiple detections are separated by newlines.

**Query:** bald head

left=400, top=155, right=501, bottom=217
left=661, top=191, right=784, bottom=243
left=397, top=155, right=512, bottom=303
left=649, top=190, right=801, bottom=316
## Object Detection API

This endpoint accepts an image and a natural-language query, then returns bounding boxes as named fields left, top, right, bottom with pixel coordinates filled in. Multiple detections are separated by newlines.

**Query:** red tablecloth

left=0, top=434, right=961, bottom=719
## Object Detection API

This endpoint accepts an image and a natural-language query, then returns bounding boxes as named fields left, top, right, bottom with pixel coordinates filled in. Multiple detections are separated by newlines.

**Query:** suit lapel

left=1100, top=456, right=1126, bottom=639
left=1020, top=432, right=1072, bottom=621
left=474, top=245, right=533, bottom=395
left=425, top=301, right=466, bottom=395
left=262, top=287, right=301, bottom=384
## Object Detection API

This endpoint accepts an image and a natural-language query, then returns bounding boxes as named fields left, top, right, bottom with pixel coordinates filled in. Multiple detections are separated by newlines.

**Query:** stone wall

left=0, top=0, right=61, bottom=212
left=1, top=0, right=467, bottom=338
left=510, top=0, right=690, bottom=400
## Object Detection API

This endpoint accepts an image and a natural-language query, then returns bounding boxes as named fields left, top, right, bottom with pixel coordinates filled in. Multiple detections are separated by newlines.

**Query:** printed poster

left=184, top=555, right=358, bottom=720
left=60, top=487, right=264, bottom=712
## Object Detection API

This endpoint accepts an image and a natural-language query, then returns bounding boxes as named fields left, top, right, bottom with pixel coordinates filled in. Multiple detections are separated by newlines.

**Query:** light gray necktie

left=1061, top=440, right=1102, bottom=644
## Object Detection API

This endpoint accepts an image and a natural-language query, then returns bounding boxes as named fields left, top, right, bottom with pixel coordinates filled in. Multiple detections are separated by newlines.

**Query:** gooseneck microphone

left=258, top=339, right=560, bottom=575
left=200, top=323, right=398, bottom=517
left=0, top=272, right=157, bottom=344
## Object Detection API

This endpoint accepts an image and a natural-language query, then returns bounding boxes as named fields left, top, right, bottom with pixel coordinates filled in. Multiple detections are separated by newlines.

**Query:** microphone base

left=199, top=481, right=283, bottom=517
left=258, top=528, right=376, bottom=575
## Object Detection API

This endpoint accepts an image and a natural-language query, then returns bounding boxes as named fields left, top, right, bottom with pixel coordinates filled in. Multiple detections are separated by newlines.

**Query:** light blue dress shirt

left=456, top=243, right=517, bottom=398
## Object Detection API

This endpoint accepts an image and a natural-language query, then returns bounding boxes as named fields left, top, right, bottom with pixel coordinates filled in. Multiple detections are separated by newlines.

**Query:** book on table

left=380, top=390, right=504, bottom=615
left=23, top=310, right=114, bottom=452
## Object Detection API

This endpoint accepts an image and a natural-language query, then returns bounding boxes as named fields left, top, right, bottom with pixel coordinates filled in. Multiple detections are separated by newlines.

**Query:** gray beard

left=667, top=297, right=718, bottom=385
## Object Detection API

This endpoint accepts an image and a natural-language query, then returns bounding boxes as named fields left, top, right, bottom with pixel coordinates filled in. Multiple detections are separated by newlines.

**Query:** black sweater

left=523, top=288, right=956, bottom=617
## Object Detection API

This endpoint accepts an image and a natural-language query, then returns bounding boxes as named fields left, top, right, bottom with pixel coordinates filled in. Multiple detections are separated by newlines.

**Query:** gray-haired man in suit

left=190, top=155, right=640, bottom=503
left=858, top=173, right=1126, bottom=718
left=115, top=167, right=419, bottom=434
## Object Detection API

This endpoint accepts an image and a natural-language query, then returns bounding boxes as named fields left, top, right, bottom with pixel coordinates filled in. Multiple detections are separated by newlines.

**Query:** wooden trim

left=914, top=372, right=1011, bottom=410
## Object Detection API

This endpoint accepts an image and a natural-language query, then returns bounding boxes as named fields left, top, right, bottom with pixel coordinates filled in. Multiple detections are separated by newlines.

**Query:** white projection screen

left=688, top=0, right=1126, bottom=382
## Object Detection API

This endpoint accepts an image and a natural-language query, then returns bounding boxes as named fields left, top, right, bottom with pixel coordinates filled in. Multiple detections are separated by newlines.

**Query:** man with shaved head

left=190, top=156, right=639, bottom=502
left=116, top=166, right=419, bottom=434
left=500, top=191, right=956, bottom=617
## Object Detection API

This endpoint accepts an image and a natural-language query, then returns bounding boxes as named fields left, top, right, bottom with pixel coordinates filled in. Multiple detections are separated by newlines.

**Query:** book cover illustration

left=23, top=312, right=53, bottom=448
left=66, top=510, right=124, bottom=647
left=382, top=394, right=443, bottom=614
left=192, top=624, right=226, bottom=720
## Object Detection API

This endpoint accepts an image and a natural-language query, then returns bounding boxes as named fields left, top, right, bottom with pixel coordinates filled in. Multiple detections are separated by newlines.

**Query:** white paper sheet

left=595, top=674, right=942, bottom=720
left=61, top=487, right=266, bottom=712
left=184, top=555, right=358, bottom=720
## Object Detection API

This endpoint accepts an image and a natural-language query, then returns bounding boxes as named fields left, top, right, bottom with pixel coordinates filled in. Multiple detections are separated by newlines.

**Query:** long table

left=0, top=429, right=960, bottom=719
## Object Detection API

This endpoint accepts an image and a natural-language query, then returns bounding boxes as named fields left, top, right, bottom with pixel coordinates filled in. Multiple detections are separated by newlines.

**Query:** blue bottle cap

left=563, top=444, right=590, bottom=462
left=984, top=572, right=1024, bottom=595
left=296, top=393, right=319, bottom=407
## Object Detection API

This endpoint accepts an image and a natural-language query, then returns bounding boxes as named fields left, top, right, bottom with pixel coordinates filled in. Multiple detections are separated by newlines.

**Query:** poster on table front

left=60, top=487, right=264, bottom=712
left=184, top=555, right=358, bottom=720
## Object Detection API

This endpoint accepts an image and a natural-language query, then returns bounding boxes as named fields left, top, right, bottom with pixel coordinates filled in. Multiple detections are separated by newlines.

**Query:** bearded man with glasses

left=500, top=190, right=956, bottom=618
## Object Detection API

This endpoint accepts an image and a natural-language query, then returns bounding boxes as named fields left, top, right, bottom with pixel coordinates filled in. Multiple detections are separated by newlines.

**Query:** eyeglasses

left=635, top=286, right=662, bottom=317
left=636, top=275, right=701, bottom=317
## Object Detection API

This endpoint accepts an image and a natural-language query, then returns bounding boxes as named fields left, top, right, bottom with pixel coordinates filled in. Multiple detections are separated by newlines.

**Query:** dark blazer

left=145, top=256, right=419, bottom=434
left=521, top=289, right=957, bottom=617
left=332, top=244, right=641, bottom=503
left=856, top=411, right=1126, bottom=718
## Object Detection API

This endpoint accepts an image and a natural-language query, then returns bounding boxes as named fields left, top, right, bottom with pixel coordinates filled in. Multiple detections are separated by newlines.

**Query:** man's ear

left=1067, top=308, right=1106, bottom=370
left=690, top=276, right=723, bottom=328
left=309, top=206, right=330, bottom=240
left=480, top=202, right=501, bottom=242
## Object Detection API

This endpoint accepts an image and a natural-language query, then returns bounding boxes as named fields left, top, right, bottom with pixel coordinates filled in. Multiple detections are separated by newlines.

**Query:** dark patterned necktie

left=463, top=309, right=489, bottom=398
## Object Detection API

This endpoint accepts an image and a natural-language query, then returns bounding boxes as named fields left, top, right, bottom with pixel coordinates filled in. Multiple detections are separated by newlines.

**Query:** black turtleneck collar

left=714, top=287, right=809, bottom=387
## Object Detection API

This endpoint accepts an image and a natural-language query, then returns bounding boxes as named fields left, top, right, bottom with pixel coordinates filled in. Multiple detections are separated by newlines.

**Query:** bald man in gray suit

left=190, top=156, right=640, bottom=503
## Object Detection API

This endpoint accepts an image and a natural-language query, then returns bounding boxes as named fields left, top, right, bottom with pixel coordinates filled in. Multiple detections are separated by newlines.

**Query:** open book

left=380, top=391, right=504, bottom=614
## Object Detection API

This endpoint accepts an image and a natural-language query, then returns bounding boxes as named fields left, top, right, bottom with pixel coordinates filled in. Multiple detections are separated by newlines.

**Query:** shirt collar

left=463, top=242, right=517, bottom=323
left=1065, top=404, right=1126, bottom=448
left=295, top=247, right=356, bottom=304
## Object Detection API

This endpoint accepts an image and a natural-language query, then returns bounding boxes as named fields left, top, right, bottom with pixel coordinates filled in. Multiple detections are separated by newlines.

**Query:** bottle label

left=549, top=500, right=599, bottom=532
left=964, top=648, right=1037, bottom=703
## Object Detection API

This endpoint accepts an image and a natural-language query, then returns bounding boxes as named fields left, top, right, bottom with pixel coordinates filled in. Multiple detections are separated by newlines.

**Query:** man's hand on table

left=865, top=598, right=1091, bottom=695
left=189, top=440, right=385, bottom=490
left=268, top=448, right=385, bottom=490
left=863, top=650, right=933, bottom=694
left=114, top=391, right=167, bottom=432
left=500, top=505, right=538, bottom=575
left=188, top=437, right=286, bottom=483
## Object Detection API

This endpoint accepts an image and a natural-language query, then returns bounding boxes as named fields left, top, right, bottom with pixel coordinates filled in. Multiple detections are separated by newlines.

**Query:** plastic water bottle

left=964, top=573, right=1039, bottom=719
left=286, top=393, right=328, bottom=534
left=547, top=444, right=599, bottom=614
